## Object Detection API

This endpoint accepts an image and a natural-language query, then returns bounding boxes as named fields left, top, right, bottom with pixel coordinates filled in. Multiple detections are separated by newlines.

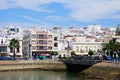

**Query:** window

left=43, top=40, right=47, bottom=44
left=17, top=28, right=19, bottom=32
left=48, top=46, right=52, bottom=50
left=32, top=46, right=36, bottom=50
left=38, top=46, right=47, bottom=50
left=32, top=40, right=36, bottom=44
left=54, top=43, right=58, bottom=47
left=32, top=35, right=36, bottom=38
left=54, top=37, right=58, bottom=41
left=0, top=47, right=7, bottom=52
left=48, top=41, right=52, bottom=44
left=37, top=34, right=47, bottom=39
left=1, top=39, right=3, bottom=44
left=10, top=28, right=13, bottom=31
left=43, top=46, right=47, bottom=50
left=48, top=35, right=52, bottom=38
left=76, top=46, right=79, bottom=52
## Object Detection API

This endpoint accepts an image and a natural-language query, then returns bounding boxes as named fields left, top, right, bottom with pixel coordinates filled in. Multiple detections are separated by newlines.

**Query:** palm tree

left=9, top=38, right=20, bottom=60
left=102, top=39, right=115, bottom=56
left=116, top=24, right=120, bottom=36
left=102, top=39, right=120, bottom=57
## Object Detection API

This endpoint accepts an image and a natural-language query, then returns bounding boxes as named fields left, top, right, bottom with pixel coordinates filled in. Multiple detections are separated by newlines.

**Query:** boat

left=62, top=55, right=101, bottom=73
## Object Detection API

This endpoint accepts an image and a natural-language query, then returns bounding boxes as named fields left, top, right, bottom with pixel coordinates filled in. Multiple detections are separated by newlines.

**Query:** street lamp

left=29, top=44, right=32, bottom=60
left=109, top=43, right=110, bottom=56
left=66, top=40, right=70, bottom=57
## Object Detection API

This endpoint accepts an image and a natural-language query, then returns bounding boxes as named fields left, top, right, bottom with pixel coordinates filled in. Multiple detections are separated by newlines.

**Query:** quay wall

left=0, top=60, right=67, bottom=71
left=0, top=60, right=120, bottom=80
left=79, top=62, right=120, bottom=80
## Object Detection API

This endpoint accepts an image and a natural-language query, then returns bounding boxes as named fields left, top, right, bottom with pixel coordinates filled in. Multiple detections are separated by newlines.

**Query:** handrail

left=62, top=59, right=101, bottom=65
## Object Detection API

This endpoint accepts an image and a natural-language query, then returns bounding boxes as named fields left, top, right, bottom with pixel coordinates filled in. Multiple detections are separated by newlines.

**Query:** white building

left=0, top=30, right=8, bottom=56
left=1, top=25, right=23, bottom=58
left=23, top=27, right=53, bottom=59
left=87, top=24, right=101, bottom=33
left=73, top=36, right=102, bottom=55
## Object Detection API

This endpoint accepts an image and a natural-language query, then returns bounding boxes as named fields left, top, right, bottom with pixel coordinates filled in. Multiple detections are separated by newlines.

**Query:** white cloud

left=110, top=14, right=120, bottom=19
left=0, top=21, right=54, bottom=29
left=63, top=0, right=120, bottom=22
left=0, top=0, right=57, bottom=12
left=46, top=15, right=70, bottom=21
left=1, top=0, right=120, bottom=22
left=16, top=14, right=40, bottom=22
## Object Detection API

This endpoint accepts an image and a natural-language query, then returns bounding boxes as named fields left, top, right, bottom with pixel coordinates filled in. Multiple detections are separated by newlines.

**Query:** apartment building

left=23, top=27, right=53, bottom=59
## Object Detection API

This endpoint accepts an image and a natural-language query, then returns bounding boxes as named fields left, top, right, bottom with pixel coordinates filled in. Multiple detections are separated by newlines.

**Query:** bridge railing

left=62, top=59, right=101, bottom=65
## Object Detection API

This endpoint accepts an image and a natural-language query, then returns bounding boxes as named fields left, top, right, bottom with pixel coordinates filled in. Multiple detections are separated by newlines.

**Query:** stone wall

left=79, top=62, right=120, bottom=80
left=0, top=60, right=66, bottom=71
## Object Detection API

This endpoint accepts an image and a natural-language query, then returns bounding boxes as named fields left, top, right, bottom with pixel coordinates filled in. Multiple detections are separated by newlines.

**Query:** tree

left=51, top=51, right=58, bottom=55
left=54, top=51, right=58, bottom=55
left=102, top=39, right=115, bottom=55
left=116, top=24, right=120, bottom=36
left=9, top=38, right=20, bottom=60
left=88, top=49, right=94, bottom=56
left=51, top=51, right=58, bottom=60
left=102, top=39, right=120, bottom=58
left=71, top=51, right=76, bottom=55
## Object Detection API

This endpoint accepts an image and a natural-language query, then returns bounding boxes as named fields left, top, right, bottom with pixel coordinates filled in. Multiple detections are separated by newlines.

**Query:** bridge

left=61, top=56, right=102, bottom=73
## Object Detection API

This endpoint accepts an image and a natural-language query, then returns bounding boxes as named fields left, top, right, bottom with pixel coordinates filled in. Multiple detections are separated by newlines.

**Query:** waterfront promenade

left=0, top=60, right=66, bottom=71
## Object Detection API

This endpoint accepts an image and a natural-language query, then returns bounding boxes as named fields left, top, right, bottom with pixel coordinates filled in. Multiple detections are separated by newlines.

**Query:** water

left=0, top=71, right=84, bottom=80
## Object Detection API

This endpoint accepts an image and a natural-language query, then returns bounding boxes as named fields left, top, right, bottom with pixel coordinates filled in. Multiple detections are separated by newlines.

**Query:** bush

left=88, top=50, right=94, bottom=56
left=51, top=51, right=58, bottom=55
left=54, top=51, right=58, bottom=55
left=71, top=51, right=76, bottom=55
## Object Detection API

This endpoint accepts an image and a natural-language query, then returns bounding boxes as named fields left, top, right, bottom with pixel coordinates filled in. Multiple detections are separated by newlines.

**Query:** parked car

left=103, top=55, right=112, bottom=60
left=0, top=56, right=13, bottom=60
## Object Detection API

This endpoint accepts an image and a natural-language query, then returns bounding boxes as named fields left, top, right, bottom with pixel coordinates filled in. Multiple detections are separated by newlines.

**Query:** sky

left=0, top=0, right=120, bottom=28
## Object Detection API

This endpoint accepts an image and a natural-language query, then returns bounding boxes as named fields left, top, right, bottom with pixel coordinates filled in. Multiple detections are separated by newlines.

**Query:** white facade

left=3, top=25, right=23, bottom=57
left=87, top=24, right=101, bottom=33
left=0, top=24, right=116, bottom=58
left=73, top=36, right=102, bottom=55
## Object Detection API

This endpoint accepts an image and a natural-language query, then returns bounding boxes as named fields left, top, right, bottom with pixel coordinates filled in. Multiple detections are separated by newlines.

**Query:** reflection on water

left=0, top=71, right=84, bottom=80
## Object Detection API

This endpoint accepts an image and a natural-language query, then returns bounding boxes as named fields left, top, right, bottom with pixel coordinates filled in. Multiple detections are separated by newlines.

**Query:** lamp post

left=29, top=32, right=32, bottom=60
left=109, top=43, right=110, bottom=56
left=66, top=40, right=70, bottom=57
left=29, top=44, right=32, bottom=60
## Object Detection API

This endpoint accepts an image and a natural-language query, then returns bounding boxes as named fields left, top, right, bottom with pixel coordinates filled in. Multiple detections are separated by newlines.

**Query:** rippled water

left=0, top=71, right=84, bottom=80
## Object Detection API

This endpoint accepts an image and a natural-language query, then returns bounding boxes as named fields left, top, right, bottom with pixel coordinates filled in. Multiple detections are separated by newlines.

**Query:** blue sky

left=0, top=0, right=120, bottom=28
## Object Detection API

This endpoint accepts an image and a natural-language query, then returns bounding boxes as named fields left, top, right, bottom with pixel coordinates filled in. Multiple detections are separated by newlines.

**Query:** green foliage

left=116, top=25, right=120, bottom=36
left=102, top=39, right=120, bottom=56
left=88, top=50, right=94, bottom=56
left=51, top=51, right=58, bottom=55
left=71, top=51, right=76, bottom=55
left=54, top=51, right=58, bottom=55
left=9, top=38, right=20, bottom=48
left=9, top=38, right=20, bottom=60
